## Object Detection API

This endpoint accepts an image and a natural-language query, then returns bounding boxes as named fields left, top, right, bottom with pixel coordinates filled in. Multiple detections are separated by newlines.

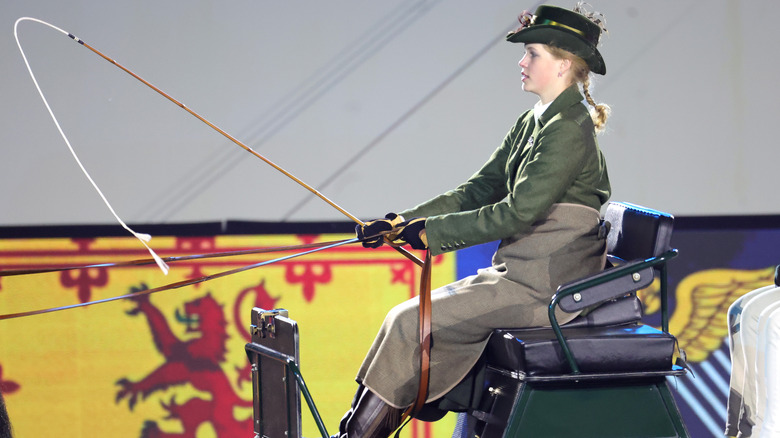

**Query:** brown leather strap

left=411, top=250, right=433, bottom=416
left=395, top=250, right=433, bottom=436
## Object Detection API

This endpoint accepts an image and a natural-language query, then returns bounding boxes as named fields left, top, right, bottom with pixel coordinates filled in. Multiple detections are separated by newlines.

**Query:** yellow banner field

left=0, top=233, right=458, bottom=437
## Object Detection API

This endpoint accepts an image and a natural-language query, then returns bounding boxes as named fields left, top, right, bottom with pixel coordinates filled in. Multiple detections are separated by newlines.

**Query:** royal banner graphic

left=0, top=232, right=457, bottom=437
left=2, top=216, right=780, bottom=438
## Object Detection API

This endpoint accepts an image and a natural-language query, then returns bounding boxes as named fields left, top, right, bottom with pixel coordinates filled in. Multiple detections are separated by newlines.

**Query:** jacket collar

left=537, top=85, right=585, bottom=127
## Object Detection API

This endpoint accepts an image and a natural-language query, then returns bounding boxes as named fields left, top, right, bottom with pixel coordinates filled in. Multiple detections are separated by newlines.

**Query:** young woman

left=340, top=4, right=612, bottom=437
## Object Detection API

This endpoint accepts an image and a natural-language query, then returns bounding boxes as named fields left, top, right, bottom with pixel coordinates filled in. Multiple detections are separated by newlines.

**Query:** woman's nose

left=518, top=56, right=528, bottom=68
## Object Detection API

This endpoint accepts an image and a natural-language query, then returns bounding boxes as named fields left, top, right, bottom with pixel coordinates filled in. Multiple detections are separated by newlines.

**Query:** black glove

left=356, top=213, right=403, bottom=248
left=392, top=217, right=428, bottom=250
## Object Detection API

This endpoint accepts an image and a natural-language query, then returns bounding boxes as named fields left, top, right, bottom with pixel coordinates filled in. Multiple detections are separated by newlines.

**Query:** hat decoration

left=507, top=5, right=606, bottom=75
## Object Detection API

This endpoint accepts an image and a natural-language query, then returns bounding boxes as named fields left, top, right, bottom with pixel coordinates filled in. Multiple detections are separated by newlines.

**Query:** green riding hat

left=506, top=5, right=606, bottom=75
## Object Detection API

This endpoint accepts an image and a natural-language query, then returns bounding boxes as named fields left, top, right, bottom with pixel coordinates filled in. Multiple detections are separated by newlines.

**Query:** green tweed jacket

left=401, top=85, right=611, bottom=256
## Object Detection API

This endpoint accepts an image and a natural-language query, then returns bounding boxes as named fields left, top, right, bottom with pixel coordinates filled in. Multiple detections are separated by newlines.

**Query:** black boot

left=335, top=386, right=403, bottom=438
left=335, top=385, right=365, bottom=436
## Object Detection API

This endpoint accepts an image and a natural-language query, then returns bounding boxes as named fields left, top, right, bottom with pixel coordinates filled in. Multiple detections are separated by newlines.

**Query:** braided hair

left=547, top=3, right=610, bottom=133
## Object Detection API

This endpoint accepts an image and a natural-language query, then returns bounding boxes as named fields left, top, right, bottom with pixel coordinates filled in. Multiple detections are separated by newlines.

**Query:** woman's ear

left=560, top=58, right=572, bottom=75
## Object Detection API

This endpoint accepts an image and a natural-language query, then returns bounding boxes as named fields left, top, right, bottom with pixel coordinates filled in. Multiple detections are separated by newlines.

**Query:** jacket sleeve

left=400, top=113, right=529, bottom=219
left=424, top=116, right=591, bottom=255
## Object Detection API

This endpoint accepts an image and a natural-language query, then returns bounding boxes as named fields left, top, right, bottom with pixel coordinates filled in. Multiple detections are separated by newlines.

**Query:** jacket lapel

left=505, top=85, right=585, bottom=190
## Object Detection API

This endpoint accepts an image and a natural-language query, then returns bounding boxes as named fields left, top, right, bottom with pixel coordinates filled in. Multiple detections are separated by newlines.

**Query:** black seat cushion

left=487, top=324, right=676, bottom=376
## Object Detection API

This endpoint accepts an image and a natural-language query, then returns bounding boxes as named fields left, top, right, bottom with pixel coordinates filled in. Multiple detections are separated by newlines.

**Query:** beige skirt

left=356, top=203, right=606, bottom=408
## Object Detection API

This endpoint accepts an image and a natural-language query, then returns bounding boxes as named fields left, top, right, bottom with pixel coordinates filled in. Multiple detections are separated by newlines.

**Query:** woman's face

left=518, top=43, right=566, bottom=103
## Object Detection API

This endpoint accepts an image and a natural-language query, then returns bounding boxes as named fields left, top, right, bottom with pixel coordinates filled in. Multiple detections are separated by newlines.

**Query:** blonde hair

left=546, top=45, right=610, bottom=133
left=545, top=2, right=610, bottom=132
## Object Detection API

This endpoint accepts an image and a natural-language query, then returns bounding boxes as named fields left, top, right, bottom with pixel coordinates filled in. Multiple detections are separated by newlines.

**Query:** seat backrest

left=555, top=202, right=675, bottom=320
left=605, top=202, right=674, bottom=261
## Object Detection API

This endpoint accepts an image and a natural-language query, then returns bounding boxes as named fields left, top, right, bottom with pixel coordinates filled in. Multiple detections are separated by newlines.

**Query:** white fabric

left=533, top=100, right=552, bottom=123
left=726, top=285, right=780, bottom=437
left=761, top=306, right=780, bottom=436
left=727, top=286, right=774, bottom=436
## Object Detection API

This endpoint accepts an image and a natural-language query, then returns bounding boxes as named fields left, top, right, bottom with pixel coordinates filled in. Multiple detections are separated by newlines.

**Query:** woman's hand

left=392, top=218, right=428, bottom=250
left=355, top=213, right=403, bottom=248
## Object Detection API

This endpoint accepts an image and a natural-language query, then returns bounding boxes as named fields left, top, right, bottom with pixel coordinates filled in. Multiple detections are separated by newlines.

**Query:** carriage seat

left=485, top=201, right=679, bottom=378
left=421, top=202, right=681, bottom=423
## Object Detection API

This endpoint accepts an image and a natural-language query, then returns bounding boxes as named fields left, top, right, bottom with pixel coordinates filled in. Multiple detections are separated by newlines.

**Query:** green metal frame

left=245, top=342, right=330, bottom=438
left=286, top=360, right=330, bottom=438
left=547, top=249, right=679, bottom=374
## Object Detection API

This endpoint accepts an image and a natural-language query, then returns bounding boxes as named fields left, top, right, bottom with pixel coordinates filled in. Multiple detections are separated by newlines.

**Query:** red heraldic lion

left=116, top=284, right=253, bottom=438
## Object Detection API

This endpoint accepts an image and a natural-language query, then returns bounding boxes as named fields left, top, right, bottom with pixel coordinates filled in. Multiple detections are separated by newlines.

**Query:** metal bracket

left=251, top=308, right=289, bottom=339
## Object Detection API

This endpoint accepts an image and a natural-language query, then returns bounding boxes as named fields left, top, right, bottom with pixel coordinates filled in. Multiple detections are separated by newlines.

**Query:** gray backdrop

left=2, top=0, right=778, bottom=226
